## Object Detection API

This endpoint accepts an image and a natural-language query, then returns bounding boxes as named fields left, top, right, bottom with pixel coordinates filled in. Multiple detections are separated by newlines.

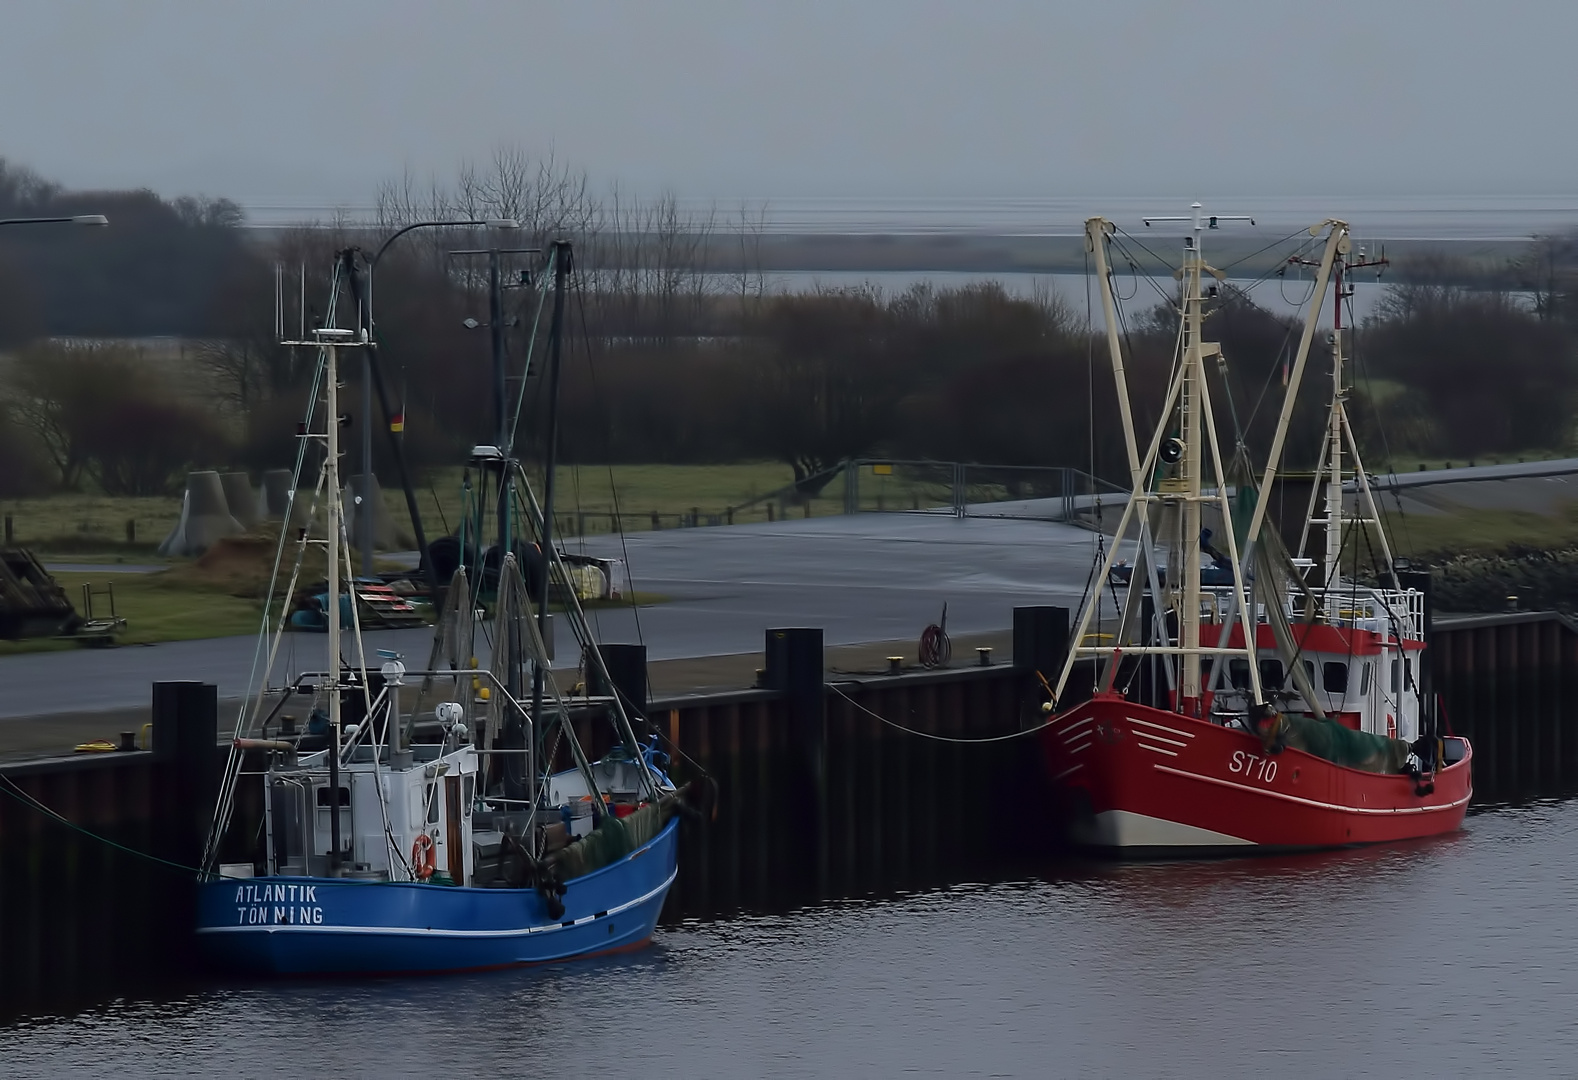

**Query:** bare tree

left=733, top=200, right=770, bottom=315
left=1511, top=231, right=1578, bottom=324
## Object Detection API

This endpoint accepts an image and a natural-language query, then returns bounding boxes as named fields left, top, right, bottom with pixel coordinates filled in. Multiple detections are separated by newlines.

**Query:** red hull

left=1042, top=693, right=1472, bottom=852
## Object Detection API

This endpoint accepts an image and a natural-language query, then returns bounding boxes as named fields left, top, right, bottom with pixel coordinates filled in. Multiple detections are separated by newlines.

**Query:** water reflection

left=10, top=802, right=1578, bottom=1078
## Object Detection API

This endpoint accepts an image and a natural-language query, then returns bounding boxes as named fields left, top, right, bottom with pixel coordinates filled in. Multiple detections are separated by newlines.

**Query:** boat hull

left=1043, top=694, right=1472, bottom=853
left=197, top=818, right=679, bottom=976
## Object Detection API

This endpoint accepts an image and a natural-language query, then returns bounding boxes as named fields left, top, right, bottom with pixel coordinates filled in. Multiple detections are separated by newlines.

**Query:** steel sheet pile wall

left=0, top=682, right=217, bottom=1016
left=24, top=602, right=1578, bottom=1016
left=1435, top=613, right=1578, bottom=801
left=657, top=609, right=1069, bottom=916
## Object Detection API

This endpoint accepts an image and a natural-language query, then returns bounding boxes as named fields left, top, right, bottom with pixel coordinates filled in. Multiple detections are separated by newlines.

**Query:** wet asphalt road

left=2, top=513, right=1104, bottom=718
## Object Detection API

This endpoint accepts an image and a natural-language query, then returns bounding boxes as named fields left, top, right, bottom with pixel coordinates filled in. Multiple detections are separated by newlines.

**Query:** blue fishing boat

left=196, top=240, right=694, bottom=975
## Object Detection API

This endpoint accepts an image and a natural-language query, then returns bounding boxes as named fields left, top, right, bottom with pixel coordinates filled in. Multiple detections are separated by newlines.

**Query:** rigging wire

left=1109, top=232, right=1179, bottom=311
left=1, top=774, right=207, bottom=876
left=827, top=683, right=1057, bottom=743
left=1280, top=261, right=1318, bottom=309
left=1112, top=257, right=1140, bottom=302
left=1346, top=285, right=1419, bottom=560
left=1217, top=225, right=1316, bottom=275
left=571, top=263, right=645, bottom=646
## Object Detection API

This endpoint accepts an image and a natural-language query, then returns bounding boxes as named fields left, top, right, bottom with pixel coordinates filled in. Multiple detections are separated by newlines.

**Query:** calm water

left=10, top=799, right=1578, bottom=1078
left=752, top=270, right=1394, bottom=323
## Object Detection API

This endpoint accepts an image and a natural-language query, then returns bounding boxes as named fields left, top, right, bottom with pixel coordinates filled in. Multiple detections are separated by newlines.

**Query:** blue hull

left=197, top=819, right=678, bottom=976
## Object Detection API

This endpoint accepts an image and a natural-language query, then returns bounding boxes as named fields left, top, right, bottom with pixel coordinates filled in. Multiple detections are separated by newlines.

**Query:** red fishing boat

left=1042, top=208, right=1471, bottom=853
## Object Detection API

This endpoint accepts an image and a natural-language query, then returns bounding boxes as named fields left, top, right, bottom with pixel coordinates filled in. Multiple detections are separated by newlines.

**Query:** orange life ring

left=411, top=832, right=436, bottom=880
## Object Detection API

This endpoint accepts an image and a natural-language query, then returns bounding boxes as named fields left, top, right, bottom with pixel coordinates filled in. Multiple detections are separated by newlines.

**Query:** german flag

left=390, top=411, right=405, bottom=433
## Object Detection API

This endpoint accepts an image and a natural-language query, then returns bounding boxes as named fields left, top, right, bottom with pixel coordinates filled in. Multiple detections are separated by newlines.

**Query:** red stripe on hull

left=1043, top=693, right=1472, bottom=851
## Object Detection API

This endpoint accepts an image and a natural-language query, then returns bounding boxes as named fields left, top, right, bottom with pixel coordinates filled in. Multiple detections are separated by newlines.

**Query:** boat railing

left=1198, top=584, right=1425, bottom=642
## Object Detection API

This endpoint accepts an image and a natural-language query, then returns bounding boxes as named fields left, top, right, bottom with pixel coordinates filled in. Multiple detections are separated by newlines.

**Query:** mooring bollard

left=151, top=681, right=219, bottom=891
left=765, top=627, right=828, bottom=895
left=592, top=642, right=649, bottom=715
left=1014, top=606, right=1070, bottom=712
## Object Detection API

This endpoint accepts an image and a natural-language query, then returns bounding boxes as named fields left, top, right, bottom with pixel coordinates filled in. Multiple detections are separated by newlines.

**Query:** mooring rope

left=825, top=683, right=1057, bottom=744
left=0, top=773, right=204, bottom=876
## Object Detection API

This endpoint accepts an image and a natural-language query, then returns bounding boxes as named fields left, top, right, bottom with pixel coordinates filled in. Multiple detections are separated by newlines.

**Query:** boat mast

left=1086, top=218, right=1142, bottom=484
left=1179, top=213, right=1206, bottom=704
left=1151, top=203, right=1249, bottom=710
left=1290, top=241, right=1394, bottom=596
left=1087, top=218, right=1175, bottom=694
left=527, top=240, right=569, bottom=751
left=324, top=335, right=344, bottom=875
left=1323, top=259, right=1346, bottom=586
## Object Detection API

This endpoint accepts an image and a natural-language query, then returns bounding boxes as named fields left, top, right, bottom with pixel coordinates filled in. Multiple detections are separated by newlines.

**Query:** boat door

left=445, top=774, right=464, bottom=885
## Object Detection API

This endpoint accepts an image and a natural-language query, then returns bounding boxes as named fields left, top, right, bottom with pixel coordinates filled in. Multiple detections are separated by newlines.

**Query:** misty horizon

left=6, top=0, right=1578, bottom=217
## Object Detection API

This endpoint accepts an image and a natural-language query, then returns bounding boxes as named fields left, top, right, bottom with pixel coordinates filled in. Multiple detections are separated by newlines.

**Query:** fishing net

left=548, top=786, right=687, bottom=882
left=1280, top=713, right=1412, bottom=774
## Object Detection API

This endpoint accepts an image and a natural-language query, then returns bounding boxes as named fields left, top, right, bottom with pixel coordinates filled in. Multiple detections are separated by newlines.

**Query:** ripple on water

left=8, top=800, right=1578, bottom=1078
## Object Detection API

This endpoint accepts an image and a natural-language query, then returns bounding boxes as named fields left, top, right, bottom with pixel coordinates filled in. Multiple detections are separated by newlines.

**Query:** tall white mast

left=1148, top=203, right=1250, bottom=709
left=324, top=339, right=342, bottom=755
left=1289, top=242, right=1395, bottom=595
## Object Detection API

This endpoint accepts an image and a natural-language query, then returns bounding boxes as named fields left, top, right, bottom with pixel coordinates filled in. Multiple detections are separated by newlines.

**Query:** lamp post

left=0, top=215, right=109, bottom=228
left=355, top=217, right=518, bottom=576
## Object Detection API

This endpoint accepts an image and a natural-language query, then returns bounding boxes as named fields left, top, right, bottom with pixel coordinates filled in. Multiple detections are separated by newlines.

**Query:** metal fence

left=841, top=460, right=1127, bottom=523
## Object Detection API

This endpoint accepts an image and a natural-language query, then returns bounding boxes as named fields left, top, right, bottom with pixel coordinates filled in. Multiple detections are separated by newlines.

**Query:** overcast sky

left=5, top=0, right=1577, bottom=215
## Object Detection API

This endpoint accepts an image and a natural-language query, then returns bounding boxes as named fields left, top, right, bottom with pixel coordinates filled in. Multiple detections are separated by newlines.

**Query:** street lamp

left=0, top=214, right=109, bottom=228
left=356, top=217, right=519, bottom=576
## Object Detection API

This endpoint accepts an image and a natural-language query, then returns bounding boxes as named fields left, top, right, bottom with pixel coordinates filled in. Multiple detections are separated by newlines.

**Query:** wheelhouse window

left=1259, top=658, right=1285, bottom=690
left=316, top=785, right=349, bottom=807
left=1322, top=661, right=1349, bottom=694
left=1228, top=658, right=1252, bottom=689
left=1359, top=662, right=1371, bottom=695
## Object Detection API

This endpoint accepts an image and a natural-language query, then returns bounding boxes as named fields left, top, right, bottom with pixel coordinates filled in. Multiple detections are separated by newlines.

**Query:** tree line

left=2, top=148, right=1578, bottom=501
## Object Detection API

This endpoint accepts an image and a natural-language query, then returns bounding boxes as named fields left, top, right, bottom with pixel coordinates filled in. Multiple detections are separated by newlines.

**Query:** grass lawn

left=411, top=462, right=815, bottom=537
left=1383, top=504, right=1578, bottom=561
left=0, top=568, right=265, bottom=655
left=1, top=493, right=180, bottom=554
left=3, top=463, right=824, bottom=555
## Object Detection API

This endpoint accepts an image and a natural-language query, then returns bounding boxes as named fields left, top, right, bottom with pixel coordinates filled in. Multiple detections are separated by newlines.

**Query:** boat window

left=427, top=783, right=441, bottom=824
left=1303, top=660, right=1316, bottom=687
left=1391, top=658, right=1401, bottom=694
left=463, top=775, right=474, bottom=817
left=1259, top=659, right=1285, bottom=690
left=316, top=785, right=349, bottom=807
left=1322, top=661, right=1349, bottom=694
left=1228, top=658, right=1252, bottom=689
left=1360, top=662, right=1371, bottom=695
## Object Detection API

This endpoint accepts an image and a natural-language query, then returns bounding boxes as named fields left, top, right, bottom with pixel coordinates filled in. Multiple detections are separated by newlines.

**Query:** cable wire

left=826, top=683, right=1056, bottom=743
